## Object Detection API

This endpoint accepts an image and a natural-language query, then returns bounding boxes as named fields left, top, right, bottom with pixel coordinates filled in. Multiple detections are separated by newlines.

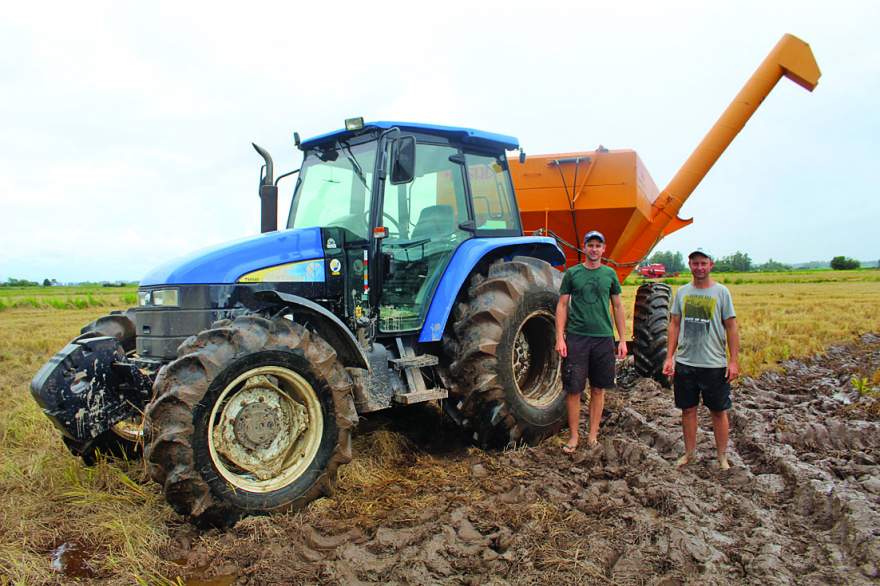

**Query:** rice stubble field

left=1, top=273, right=879, bottom=584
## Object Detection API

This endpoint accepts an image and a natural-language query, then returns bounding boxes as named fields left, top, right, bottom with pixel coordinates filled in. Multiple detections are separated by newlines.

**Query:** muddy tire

left=144, top=315, right=357, bottom=528
left=445, top=257, right=565, bottom=448
left=633, top=282, right=672, bottom=387
left=76, top=309, right=138, bottom=352
left=65, top=309, right=143, bottom=464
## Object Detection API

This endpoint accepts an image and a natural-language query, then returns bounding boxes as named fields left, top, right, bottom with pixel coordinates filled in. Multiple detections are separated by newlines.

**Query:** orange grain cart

left=511, top=33, right=821, bottom=283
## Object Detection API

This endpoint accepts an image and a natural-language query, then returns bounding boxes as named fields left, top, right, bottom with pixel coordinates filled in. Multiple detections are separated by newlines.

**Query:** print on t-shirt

left=579, top=278, right=602, bottom=306
left=682, top=295, right=716, bottom=348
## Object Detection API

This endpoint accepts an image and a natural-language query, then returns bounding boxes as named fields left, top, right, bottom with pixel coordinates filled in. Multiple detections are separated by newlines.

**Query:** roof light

left=345, top=117, right=365, bottom=131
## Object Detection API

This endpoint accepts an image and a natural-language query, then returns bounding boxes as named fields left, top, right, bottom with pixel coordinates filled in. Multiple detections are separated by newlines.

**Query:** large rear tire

left=144, top=315, right=357, bottom=527
left=444, top=257, right=565, bottom=448
left=633, top=282, right=672, bottom=387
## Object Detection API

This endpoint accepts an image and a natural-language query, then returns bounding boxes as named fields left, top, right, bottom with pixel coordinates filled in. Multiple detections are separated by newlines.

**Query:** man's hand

left=726, top=359, right=739, bottom=382
left=616, top=340, right=627, bottom=360
left=662, top=357, right=675, bottom=377
left=556, top=338, right=567, bottom=358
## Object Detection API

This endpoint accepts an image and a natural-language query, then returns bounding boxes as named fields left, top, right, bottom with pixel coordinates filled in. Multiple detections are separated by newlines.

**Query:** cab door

left=377, top=143, right=471, bottom=333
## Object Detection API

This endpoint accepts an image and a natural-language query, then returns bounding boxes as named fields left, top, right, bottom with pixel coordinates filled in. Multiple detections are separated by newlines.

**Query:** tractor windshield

left=286, top=141, right=377, bottom=239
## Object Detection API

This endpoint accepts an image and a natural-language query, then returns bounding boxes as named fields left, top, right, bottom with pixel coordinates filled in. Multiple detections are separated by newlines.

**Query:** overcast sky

left=2, top=1, right=877, bottom=282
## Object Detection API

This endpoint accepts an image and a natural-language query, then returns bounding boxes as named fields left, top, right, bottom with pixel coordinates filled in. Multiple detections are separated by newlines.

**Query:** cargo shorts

left=562, top=334, right=616, bottom=394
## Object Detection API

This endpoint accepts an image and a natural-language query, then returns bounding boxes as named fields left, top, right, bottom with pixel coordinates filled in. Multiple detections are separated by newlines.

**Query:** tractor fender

left=418, top=236, right=565, bottom=343
left=256, top=290, right=370, bottom=371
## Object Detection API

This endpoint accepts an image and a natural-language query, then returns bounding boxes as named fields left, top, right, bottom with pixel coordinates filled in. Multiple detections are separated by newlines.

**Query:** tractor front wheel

left=144, top=316, right=357, bottom=527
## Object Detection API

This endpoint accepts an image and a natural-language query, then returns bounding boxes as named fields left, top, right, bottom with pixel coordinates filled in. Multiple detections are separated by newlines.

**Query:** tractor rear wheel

left=444, top=257, right=565, bottom=448
left=144, top=315, right=357, bottom=527
left=633, top=282, right=672, bottom=387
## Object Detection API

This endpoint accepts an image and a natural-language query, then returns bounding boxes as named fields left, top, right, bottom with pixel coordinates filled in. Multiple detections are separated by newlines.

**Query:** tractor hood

left=140, top=227, right=324, bottom=286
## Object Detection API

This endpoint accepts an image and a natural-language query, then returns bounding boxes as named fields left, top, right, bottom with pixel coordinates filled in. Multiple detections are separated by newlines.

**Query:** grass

left=622, top=267, right=880, bottom=287
left=0, top=286, right=137, bottom=312
left=1, top=276, right=879, bottom=582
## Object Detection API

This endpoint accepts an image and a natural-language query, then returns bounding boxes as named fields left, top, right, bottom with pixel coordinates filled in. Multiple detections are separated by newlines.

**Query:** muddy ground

left=140, top=335, right=880, bottom=584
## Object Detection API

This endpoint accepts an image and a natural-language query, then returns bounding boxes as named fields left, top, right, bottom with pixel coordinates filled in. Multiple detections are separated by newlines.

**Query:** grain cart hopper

left=509, top=33, right=820, bottom=384
left=32, top=120, right=569, bottom=527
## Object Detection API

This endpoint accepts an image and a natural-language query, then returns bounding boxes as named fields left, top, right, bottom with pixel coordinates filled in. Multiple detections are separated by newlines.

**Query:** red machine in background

left=637, top=263, right=670, bottom=279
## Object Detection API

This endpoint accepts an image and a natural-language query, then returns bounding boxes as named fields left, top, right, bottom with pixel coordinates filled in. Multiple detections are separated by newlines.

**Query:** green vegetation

left=624, top=268, right=880, bottom=287
left=713, top=251, right=753, bottom=272
left=755, top=258, right=791, bottom=272
left=0, top=285, right=137, bottom=311
left=831, top=256, right=861, bottom=270
left=646, top=250, right=685, bottom=273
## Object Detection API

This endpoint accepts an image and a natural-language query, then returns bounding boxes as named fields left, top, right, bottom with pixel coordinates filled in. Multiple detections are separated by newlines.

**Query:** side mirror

left=390, top=136, right=416, bottom=184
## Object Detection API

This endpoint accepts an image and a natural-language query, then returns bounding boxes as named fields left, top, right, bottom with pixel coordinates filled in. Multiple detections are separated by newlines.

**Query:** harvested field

left=1, top=279, right=879, bottom=584
left=148, top=334, right=880, bottom=585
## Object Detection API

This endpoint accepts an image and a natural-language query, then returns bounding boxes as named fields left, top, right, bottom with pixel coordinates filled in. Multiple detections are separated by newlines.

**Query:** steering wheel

left=363, top=210, right=401, bottom=237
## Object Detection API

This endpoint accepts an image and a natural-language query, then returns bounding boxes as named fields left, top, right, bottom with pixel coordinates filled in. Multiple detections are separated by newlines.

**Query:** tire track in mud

left=163, top=335, right=880, bottom=585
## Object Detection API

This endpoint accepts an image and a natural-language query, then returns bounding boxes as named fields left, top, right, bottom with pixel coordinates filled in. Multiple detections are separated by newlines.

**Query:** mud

left=51, top=541, right=96, bottom=579
left=161, top=335, right=880, bottom=585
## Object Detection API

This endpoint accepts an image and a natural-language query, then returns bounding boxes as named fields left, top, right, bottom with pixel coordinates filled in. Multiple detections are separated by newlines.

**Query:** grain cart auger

left=509, top=33, right=820, bottom=385
left=32, top=119, right=568, bottom=527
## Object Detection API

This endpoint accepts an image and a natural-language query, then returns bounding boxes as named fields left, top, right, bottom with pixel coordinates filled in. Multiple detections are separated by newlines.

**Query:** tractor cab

left=285, top=120, right=524, bottom=335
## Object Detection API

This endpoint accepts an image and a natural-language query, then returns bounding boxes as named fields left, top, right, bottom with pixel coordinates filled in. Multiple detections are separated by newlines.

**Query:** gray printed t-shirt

left=670, top=283, right=736, bottom=368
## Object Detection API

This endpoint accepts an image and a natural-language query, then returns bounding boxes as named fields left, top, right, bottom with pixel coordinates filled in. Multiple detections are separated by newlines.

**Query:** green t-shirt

left=559, top=264, right=622, bottom=337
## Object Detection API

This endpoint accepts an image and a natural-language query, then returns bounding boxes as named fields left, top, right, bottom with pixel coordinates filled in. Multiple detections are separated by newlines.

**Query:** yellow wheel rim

left=208, top=365, right=323, bottom=493
left=111, top=417, right=144, bottom=443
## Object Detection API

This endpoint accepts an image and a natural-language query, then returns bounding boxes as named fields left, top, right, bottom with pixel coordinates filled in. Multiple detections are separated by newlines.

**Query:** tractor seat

left=410, top=205, right=455, bottom=241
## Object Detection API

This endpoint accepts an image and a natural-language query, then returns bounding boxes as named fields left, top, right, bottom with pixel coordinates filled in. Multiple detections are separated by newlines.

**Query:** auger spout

left=637, top=33, right=821, bottom=251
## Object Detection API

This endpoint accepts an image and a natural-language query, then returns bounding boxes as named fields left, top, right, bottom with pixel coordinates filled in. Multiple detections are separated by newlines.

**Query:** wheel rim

left=208, top=365, right=323, bottom=493
left=512, top=309, right=562, bottom=408
left=111, top=417, right=144, bottom=443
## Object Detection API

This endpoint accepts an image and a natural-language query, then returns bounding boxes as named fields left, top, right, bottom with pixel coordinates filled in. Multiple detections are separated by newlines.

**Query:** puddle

left=832, top=391, right=852, bottom=405
left=51, top=541, right=96, bottom=579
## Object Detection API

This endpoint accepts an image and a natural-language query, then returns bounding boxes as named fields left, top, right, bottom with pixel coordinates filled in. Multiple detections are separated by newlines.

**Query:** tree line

left=0, top=278, right=136, bottom=287
left=646, top=251, right=868, bottom=272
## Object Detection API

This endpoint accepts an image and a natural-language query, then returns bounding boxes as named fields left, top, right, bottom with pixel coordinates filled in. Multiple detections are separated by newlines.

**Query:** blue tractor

left=31, top=119, right=567, bottom=526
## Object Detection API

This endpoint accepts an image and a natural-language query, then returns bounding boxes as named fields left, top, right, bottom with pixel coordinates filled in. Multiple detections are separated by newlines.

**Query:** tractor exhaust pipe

left=253, top=143, right=278, bottom=233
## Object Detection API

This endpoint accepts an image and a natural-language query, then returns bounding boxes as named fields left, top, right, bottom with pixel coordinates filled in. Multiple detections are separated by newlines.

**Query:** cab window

left=465, top=153, right=520, bottom=233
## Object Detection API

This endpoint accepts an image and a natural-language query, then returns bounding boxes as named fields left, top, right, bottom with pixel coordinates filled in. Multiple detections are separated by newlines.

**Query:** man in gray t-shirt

left=662, top=248, right=740, bottom=470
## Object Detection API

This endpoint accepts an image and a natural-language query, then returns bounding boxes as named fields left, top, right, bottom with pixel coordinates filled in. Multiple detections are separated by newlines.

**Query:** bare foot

left=562, top=442, right=578, bottom=454
left=718, top=453, right=730, bottom=470
left=586, top=436, right=598, bottom=447
left=676, top=451, right=697, bottom=468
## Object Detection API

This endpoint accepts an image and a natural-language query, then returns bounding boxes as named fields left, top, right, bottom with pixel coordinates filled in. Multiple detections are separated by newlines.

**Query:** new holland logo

left=329, top=258, right=342, bottom=275
left=326, top=238, right=337, bottom=249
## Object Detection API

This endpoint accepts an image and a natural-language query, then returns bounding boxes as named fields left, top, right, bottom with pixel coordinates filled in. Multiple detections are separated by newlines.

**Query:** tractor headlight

left=138, top=288, right=179, bottom=307
left=151, top=289, right=179, bottom=307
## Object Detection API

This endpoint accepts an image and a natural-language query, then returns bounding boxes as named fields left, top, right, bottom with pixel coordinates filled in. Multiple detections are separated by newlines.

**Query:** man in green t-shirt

left=556, top=230, right=628, bottom=453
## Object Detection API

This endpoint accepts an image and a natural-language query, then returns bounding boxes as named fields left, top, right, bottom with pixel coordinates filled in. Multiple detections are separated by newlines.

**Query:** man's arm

left=610, top=293, right=628, bottom=359
left=662, top=314, right=681, bottom=376
left=555, top=294, right=570, bottom=357
left=724, top=317, right=740, bottom=381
